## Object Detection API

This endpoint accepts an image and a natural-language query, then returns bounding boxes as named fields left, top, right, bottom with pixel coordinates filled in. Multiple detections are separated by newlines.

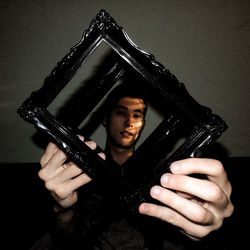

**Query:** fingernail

left=170, top=162, right=180, bottom=172
left=161, top=174, right=169, bottom=185
left=151, top=186, right=161, bottom=196
left=139, top=203, right=148, bottom=213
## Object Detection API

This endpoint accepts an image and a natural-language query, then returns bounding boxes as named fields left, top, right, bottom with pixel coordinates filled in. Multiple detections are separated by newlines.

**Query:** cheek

left=109, top=117, right=122, bottom=132
left=133, top=121, right=143, bottom=129
left=134, top=123, right=144, bottom=137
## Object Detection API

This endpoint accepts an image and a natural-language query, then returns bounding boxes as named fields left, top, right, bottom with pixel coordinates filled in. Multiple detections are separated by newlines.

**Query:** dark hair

left=102, top=80, right=148, bottom=118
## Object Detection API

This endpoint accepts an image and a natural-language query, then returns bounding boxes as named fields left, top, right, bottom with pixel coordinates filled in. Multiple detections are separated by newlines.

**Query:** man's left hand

left=139, top=158, right=234, bottom=239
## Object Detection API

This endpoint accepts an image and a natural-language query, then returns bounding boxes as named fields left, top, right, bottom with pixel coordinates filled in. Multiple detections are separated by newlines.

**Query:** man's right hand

left=38, top=137, right=105, bottom=211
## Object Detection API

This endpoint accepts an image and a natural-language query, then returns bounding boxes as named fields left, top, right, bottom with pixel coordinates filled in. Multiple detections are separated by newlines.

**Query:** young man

left=36, top=83, right=233, bottom=249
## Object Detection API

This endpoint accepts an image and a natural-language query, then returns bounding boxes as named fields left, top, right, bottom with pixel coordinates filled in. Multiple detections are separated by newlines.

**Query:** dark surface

left=1, top=157, right=248, bottom=249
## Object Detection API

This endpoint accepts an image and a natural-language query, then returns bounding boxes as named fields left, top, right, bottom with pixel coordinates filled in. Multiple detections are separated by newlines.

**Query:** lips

left=120, top=130, right=133, bottom=138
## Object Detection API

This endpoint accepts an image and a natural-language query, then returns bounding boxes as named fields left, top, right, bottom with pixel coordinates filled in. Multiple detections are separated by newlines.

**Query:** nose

left=124, top=114, right=134, bottom=128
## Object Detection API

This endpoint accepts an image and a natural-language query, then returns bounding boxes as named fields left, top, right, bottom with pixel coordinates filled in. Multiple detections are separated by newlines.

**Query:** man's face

left=105, top=97, right=146, bottom=149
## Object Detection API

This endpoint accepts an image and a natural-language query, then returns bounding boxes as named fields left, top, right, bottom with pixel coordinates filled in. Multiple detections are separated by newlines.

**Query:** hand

left=38, top=137, right=105, bottom=210
left=139, top=158, right=234, bottom=239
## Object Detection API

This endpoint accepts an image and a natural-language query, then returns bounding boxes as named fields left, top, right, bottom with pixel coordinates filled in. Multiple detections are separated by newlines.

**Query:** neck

left=105, top=142, right=134, bottom=165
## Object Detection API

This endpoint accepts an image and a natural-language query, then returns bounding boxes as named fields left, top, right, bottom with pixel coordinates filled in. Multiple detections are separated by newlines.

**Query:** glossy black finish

left=18, top=9, right=227, bottom=212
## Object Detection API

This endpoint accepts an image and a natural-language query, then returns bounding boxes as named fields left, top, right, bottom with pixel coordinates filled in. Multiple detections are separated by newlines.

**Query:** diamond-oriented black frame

left=18, top=9, right=227, bottom=212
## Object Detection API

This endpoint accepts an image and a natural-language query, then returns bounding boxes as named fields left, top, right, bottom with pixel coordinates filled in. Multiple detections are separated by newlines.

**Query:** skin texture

left=139, top=158, right=234, bottom=239
left=39, top=96, right=234, bottom=239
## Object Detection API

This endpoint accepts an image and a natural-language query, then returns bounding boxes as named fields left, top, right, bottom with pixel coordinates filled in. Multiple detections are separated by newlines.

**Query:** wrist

left=53, top=203, right=77, bottom=214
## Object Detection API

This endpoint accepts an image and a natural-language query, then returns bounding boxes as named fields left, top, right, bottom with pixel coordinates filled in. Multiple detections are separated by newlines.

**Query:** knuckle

left=188, top=157, right=197, bottom=165
left=213, top=160, right=225, bottom=176
left=224, top=202, right=234, bottom=218
left=195, top=228, right=210, bottom=238
left=215, top=219, right=223, bottom=230
left=188, top=226, right=213, bottom=239
left=209, top=185, right=224, bottom=202
left=151, top=205, right=161, bottom=218
left=227, top=203, right=234, bottom=217
left=196, top=210, right=211, bottom=225
left=71, top=164, right=83, bottom=174
left=45, top=179, right=56, bottom=192
left=151, top=206, right=165, bottom=222
left=185, top=219, right=224, bottom=239
left=167, top=212, right=178, bottom=225
left=53, top=186, right=67, bottom=199
left=38, top=168, right=47, bottom=180
left=153, top=207, right=178, bottom=225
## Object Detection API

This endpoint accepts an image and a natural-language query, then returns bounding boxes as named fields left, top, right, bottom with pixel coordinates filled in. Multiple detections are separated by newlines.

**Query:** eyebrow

left=115, top=105, right=145, bottom=114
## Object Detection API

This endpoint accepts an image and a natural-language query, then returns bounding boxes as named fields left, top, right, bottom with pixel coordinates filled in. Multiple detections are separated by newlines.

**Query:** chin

left=121, top=140, right=137, bottom=149
left=108, top=134, right=137, bottom=149
left=114, top=140, right=134, bottom=149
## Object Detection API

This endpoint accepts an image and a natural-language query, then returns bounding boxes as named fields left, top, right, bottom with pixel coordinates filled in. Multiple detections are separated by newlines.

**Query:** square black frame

left=18, top=9, right=227, bottom=212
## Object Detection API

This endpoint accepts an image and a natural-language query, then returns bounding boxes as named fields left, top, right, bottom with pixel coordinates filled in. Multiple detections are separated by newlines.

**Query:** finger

left=170, top=158, right=226, bottom=183
left=170, top=158, right=231, bottom=196
left=176, top=191, right=194, bottom=199
left=48, top=148, right=67, bottom=169
left=160, top=173, right=228, bottom=206
left=139, top=202, right=185, bottom=226
left=77, top=135, right=97, bottom=151
left=61, top=163, right=84, bottom=179
left=150, top=185, right=214, bottom=225
left=77, top=135, right=85, bottom=141
left=139, top=202, right=216, bottom=238
left=84, top=140, right=106, bottom=160
left=64, top=173, right=92, bottom=194
left=98, top=152, right=106, bottom=160
left=139, top=202, right=213, bottom=238
left=39, top=149, right=68, bottom=180
left=85, top=141, right=97, bottom=150
left=51, top=191, right=78, bottom=209
left=44, top=162, right=84, bottom=187
left=50, top=173, right=92, bottom=200
left=40, top=142, right=59, bottom=167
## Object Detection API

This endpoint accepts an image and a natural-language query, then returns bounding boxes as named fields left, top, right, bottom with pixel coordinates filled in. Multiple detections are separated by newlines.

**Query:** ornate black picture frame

left=18, top=9, right=227, bottom=212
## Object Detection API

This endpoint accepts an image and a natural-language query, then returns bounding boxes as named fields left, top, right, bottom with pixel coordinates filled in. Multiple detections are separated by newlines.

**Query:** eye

left=115, top=109, right=126, bottom=116
left=133, top=113, right=143, bottom=119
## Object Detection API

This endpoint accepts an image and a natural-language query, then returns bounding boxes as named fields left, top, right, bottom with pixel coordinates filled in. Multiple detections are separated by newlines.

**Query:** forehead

left=116, top=97, right=146, bottom=111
